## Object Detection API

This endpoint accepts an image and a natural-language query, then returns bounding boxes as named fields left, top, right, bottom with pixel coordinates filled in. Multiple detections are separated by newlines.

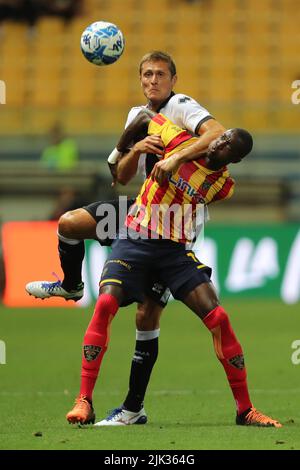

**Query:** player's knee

left=58, top=211, right=79, bottom=238
left=135, top=304, right=160, bottom=330
left=200, top=296, right=220, bottom=318
left=189, top=282, right=220, bottom=319
left=94, top=293, right=119, bottom=323
left=202, top=304, right=226, bottom=327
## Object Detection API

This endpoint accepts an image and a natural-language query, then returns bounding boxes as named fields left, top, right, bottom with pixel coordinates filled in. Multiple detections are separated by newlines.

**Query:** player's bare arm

left=151, top=119, right=225, bottom=185
left=115, top=110, right=164, bottom=185
left=175, top=118, right=225, bottom=163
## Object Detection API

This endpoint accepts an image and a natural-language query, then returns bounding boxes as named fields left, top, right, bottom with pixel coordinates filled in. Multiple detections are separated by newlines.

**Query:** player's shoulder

left=168, top=93, right=199, bottom=106
left=166, top=93, right=210, bottom=117
left=125, top=105, right=147, bottom=127
left=127, top=105, right=147, bottom=118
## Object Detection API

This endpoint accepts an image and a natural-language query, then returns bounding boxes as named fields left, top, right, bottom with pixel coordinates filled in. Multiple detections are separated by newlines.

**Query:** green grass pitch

left=0, top=299, right=299, bottom=450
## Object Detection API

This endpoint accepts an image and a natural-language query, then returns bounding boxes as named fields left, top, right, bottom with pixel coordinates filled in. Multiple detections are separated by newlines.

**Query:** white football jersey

left=124, top=93, right=212, bottom=178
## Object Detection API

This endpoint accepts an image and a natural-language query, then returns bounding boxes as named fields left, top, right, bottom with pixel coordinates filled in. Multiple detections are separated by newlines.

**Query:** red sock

left=202, top=306, right=252, bottom=415
left=79, top=293, right=119, bottom=401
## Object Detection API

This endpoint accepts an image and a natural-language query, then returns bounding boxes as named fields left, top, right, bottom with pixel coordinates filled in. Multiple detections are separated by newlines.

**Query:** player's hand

left=151, top=154, right=181, bottom=186
left=133, top=135, right=164, bottom=155
left=108, top=162, right=118, bottom=187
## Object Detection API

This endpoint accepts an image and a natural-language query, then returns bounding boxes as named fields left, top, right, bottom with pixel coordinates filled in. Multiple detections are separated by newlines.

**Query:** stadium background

left=0, top=0, right=300, bottom=450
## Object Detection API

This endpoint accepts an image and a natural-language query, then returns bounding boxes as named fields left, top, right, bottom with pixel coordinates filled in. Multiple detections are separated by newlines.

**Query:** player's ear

left=172, top=74, right=177, bottom=87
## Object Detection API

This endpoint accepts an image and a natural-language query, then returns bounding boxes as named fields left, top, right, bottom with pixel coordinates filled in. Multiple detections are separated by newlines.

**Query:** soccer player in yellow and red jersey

left=66, top=111, right=282, bottom=429
left=126, top=112, right=235, bottom=243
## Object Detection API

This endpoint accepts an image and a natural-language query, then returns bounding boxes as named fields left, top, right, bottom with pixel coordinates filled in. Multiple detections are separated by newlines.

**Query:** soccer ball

left=80, top=21, right=125, bottom=66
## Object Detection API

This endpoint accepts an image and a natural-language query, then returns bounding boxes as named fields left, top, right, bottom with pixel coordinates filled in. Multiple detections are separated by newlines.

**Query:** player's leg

left=67, top=236, right=147, bottom=424
left=183, top=282, right=282, bottom=427
left=123, top=297, right=163, bottom=412
left=183, top=281, right=252, bottom=415
left=25, top=206, right=97, bottom=300
left=59, top=195, right=134, bottom=292
left=25, top=198, right=129, bottom=300
left=58, top=208, right=96, bottom=291
left=159, top=244, right=282, bottom=428
left=66, top=284, right=123, bottom=424
left=96, top=277, right=171, bottom=426
left=97, top=298, right=163, bottom=426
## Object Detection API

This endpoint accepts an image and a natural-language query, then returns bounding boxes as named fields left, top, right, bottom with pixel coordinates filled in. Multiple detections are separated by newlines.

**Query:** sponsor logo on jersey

left=169, top=175, right=205, bottom=203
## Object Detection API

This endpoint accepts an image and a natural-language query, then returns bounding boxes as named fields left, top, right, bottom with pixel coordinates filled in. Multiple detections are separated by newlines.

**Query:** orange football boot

left=66, top=395, right=95, bottom=424
left=236, top=407, right=282, bottom=428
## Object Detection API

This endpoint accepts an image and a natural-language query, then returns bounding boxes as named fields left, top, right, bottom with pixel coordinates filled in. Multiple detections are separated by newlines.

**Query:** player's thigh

left=59, top=208, right=97, bottom=239
left=84, top=198, right=135, bottom=245
left=159, top=246, right=213, bottom=308
left=136, top=297, right=164, bottom=331
left=100, top=237, right=148, bottom=306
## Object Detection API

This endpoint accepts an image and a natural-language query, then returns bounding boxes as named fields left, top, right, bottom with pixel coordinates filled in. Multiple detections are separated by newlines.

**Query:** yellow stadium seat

left=3, top=77, right=26, bottom=106
left=2, top=21, right=29, bottom=37
left=0, top=108, right=24, bottom=134
left=64, top=79, right=96, bottom=106
left=241, top=78, right=271, bottom=103
left=1, top=0, right=298, bottom=137
left=31, top=78, right=62, bottom=106
left=64, top=110, right=94, bottom=134
left=36, top=18, right=65, bottom=35
left=28, top=109, right=62, bottom=134
left=279, top=106, right=298, bottom=132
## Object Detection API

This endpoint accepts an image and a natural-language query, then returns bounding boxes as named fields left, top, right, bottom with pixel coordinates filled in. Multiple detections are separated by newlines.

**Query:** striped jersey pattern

left=126, top=114, right=235, bottom=243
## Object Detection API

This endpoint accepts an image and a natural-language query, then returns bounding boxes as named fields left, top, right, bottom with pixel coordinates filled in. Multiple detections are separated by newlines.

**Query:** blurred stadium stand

left=0, top=0, right=299, bottom=222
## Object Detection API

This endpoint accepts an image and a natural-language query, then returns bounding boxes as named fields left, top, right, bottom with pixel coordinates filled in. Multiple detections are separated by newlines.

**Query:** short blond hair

left=139, top=51, right=177, bottom=77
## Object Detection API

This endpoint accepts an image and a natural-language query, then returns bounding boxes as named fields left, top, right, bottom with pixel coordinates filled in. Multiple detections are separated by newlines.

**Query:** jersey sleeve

left=123, top=106, right=148, bottom=178
left=124, top=106, right=145, bottom=129
left=168, top=94, right=213, bottom=134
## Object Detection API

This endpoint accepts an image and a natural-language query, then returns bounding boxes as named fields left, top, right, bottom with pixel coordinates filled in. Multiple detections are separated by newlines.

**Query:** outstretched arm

left=151, top=119, right=225, bottom=185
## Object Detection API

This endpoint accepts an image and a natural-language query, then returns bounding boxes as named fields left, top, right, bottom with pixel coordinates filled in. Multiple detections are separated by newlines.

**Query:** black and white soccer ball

left=80, top=21, right=125, bottom=66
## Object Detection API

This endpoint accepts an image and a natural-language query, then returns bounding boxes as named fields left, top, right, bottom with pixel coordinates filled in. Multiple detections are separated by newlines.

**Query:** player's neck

left=147, top=92, right=174, bottom=112
left=205, top=157, right=226, bottom=171
left=147, top=100, right=161, bottom=112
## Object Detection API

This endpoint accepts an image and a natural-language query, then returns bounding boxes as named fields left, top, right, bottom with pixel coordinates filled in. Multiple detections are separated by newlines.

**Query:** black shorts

left=83, top=198, right=170, bottom=307
left=83, top=198, right=135, bottom=246
left=100, top=236, right=212, bottom=306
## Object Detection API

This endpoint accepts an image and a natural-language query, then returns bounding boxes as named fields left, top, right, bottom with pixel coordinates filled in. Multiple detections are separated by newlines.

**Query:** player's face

left=208, top=130, right=242, bottom=165
left=140, top=60, right=177, bottom=108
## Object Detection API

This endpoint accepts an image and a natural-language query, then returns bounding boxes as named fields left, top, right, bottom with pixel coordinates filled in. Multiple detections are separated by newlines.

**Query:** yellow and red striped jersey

left=126, top=114, right=235, bottom=243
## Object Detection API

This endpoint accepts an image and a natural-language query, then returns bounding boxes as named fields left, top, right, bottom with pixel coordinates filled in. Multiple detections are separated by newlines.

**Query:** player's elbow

left=213, top=123, right=226, bottom=137
left=201, top=120, right=226, bottom=139
left=116, top=172, right=130, bottom=185
left=116, top=177, right=127, bottom=185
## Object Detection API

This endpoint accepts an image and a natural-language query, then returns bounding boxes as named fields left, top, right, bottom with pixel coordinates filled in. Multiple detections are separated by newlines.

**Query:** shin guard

left=80, top=294, right=119, bottom=400
left=202, top=306, right=252, bottom=414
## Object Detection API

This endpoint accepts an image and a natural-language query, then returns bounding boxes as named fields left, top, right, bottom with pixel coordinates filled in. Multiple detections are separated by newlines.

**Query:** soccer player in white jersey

left=26, top=51, right=225, bottom=425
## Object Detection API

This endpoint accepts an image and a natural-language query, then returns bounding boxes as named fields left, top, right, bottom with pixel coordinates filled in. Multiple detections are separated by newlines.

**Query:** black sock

left=58, top=239, right=85, bottom=291
left=123, top=336, right=159, bottom=412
